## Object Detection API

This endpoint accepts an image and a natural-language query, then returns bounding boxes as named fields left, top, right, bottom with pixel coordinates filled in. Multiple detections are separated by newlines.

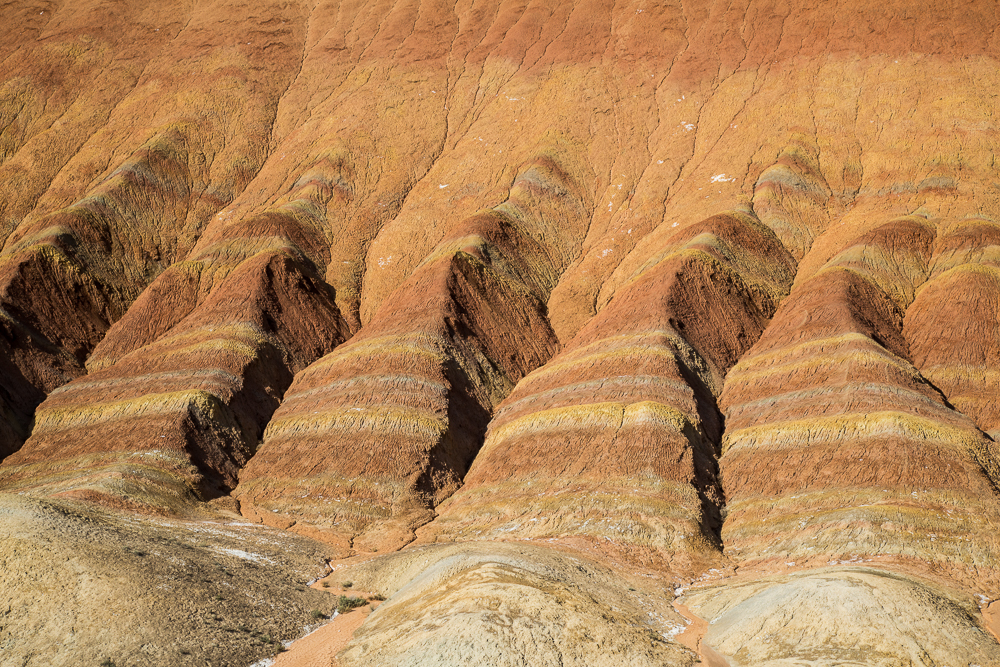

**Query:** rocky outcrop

left=3, top=1, right=1000, bottom=665
left=236, top=158, right=589, bottom=552
left=905, top=218, right=1000, bottom=439
left=681, top=567, right=1000, bottom=666
left=0, top=0, right=314, bottom=457
left=323, top=542, right=699, bottom=667
left=718, top=216, right=1000, bottom=585
left=0, top=147, right=355, bottom=510
left=0, top=246, right=348, bottom=513
left=421, top=210, right=795, bottom=573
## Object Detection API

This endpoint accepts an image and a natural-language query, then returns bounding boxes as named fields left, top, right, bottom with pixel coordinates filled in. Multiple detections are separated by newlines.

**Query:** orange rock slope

left=4, top=0, right=1000, bottom=665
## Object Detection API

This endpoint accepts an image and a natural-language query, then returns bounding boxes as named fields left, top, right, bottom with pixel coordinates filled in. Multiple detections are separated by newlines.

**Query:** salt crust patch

left=213, top=547, right=275, bottom=564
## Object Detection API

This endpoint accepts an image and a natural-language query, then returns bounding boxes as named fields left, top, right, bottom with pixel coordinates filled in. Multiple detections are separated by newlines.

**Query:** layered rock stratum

left=4, top=1, right=1000, bottom=665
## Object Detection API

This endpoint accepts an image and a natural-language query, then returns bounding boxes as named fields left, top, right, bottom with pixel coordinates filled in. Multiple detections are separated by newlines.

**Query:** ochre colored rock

left=236, top=159, right=588, bottom=551
left=0, top=0, right=316, bottom=457
left=0, top=249, right=348, bottom=512
left=905, top=218, right=1000, bottom=439
left=2, top=1, right=1000, bottom=665
left=719, top=216, right=1000, bottom=587
left=419, top=210, right=794, bottom=574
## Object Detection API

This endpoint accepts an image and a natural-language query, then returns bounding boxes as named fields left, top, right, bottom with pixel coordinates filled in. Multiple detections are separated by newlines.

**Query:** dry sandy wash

left=3, top=0, right=1000, bottom=665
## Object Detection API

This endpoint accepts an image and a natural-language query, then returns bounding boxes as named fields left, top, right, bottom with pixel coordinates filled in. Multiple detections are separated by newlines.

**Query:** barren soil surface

left=0, top=493, right=335, bottom=667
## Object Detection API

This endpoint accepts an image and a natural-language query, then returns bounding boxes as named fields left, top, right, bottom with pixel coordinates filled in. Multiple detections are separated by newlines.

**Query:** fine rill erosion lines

left=10, top=3, right=1000, bottom=666
left=411, top=133, right=825, bottom=571
left=718, top=214, right=1000, bottom=581
left=175, top=131, right=834, bottom=565
left=0, top=141, right=357, bottom=507
left=0, top=0, right=315, bottom=460
left=0, top=247, right=350, bottom=512
left=234, top=154, right=590, bottom=554
left=904, top=218, right=1000, bottom=443
left=0, top=125, right=216, bottom=460
left=419, top=209, right=796, bottom=572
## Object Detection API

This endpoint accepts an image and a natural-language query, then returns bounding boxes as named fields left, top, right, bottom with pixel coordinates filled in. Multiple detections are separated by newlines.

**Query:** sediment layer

left=719, top=216, right=1000, bottom=585
left=905, top=218, right=1000, bottom=439
left=236, top=159, right=589, bottom=552
left=3, top=1, right=1000, bottom=665
left=0, top=247, right=348, bottom=513
left=420, top=210, right=795, bottom=573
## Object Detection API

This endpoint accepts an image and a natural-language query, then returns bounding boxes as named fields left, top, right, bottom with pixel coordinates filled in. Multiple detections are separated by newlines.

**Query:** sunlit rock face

left=4, top=1, right=1000, bottom=665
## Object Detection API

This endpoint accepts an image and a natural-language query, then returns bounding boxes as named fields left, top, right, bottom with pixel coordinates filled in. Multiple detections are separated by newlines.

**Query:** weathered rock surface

left=420, top=210, right=794, bottom=574
left=0, top=0, right=312, bottom=457
left=236, top=158, right=588, bottom=552
left=905, top=218, right=1000, bottom=439
left=326, top=542, right=697, bottom=667
left=3, top=0, right=1000, bottom=665
left=682, top=567, right=1000, bottom=666
left=719, top=215, right=1000, bottom=586
left=0, top=492, right=335, bottom=667
left=0, top=247, right=349, bottom=513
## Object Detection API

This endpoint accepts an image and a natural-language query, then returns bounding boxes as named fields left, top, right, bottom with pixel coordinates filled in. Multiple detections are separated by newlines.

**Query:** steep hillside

left=3, top=1, right=1000, bottom=665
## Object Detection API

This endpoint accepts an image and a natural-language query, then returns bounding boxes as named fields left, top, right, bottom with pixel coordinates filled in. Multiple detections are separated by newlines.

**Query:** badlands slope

left=3, top=0, right=1000, bottom=665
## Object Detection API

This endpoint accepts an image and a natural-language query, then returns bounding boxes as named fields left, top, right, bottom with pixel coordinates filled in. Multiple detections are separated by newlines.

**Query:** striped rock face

left=905, top=219, right=1000, bottom=439
left=420, top=211, right=796, bottom=572
left=236, top=158, right=589, bottom=552
left=719, top=216, right=1000, bottom=584
left=3, top=1, right=1000, bottom=666
left=0, top=249, right=349, bottom=513
left=0, top=0, right=315, bottom=459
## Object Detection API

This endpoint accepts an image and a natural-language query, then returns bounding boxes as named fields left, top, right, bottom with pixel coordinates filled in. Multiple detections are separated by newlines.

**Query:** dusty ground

left=6, top=492, right=1000, bottom=667
left=270, top=581, right=380, bottom=667
left=0, top=493, right=338, bottom=667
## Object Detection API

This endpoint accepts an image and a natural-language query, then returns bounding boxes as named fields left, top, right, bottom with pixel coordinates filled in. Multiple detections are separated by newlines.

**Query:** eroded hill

left=3, top=1, right=1000, bottom=665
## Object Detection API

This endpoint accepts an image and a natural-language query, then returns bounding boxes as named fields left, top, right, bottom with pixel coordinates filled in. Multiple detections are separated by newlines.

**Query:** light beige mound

left=682, top=567, right=1000, bottom=667
left=328, top=542, right=696, bottom=667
